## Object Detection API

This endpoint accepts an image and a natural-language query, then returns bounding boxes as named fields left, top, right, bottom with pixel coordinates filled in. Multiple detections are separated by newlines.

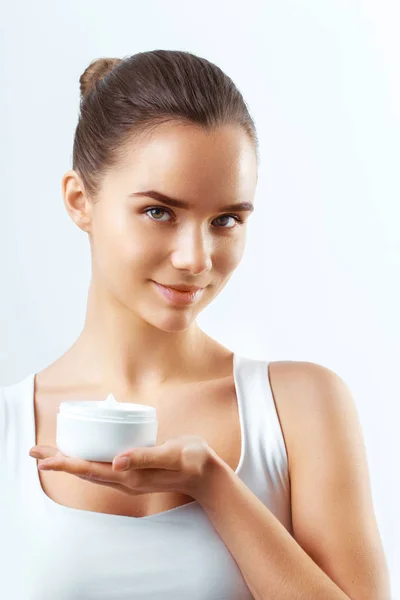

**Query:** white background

left=1, top=0, right=399, bottom=596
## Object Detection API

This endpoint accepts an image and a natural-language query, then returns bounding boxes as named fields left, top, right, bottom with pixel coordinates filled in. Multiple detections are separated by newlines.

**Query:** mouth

left=159, top=284, right=204, bottom=292
left=152, top=281, right=205, bottom=305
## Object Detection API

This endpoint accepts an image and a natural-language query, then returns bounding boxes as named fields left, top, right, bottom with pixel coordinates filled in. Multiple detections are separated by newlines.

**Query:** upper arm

left=269, top=361, right=391, bottom=600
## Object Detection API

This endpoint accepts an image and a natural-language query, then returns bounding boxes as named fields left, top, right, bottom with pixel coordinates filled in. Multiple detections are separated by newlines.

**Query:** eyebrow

left=128, top=190, right=254, bottom=213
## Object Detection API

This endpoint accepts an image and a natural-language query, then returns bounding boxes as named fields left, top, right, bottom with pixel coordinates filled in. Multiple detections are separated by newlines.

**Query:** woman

left=1, top=50, right=390, bottom=599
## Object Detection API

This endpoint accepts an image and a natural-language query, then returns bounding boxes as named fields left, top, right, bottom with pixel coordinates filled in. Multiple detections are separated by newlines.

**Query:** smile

left=152, top=281, right=205, bottom=305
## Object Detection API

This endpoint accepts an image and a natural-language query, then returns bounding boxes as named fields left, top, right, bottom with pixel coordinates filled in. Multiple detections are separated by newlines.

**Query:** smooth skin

left=55, top=121, right=257, bottom=399
left=29, top=122, right=390, bottom=599
left=30, top=433, right=220, bottom=499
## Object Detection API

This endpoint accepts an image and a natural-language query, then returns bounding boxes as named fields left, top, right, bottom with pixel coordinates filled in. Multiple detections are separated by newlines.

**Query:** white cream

left=55, top=393, right=158, bottom=462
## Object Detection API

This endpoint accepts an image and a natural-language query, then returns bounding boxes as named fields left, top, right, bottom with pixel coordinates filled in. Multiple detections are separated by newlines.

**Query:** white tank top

left=0, top=353, right=293, bottom=599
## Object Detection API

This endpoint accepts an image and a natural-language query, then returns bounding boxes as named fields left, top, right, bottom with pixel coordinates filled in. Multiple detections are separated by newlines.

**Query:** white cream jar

left=56, top=393, right=158, bottom=462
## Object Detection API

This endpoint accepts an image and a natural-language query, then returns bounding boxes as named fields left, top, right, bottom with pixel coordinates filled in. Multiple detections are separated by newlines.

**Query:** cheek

left=91, top=226, right=139, bottom=284
left=214, top=239, right=245, bottom=274
left=93, top=213, right=147, bottom=265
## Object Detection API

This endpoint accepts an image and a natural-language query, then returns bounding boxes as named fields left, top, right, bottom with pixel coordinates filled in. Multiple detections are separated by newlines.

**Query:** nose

left=171, top=226, right=212, bottom=276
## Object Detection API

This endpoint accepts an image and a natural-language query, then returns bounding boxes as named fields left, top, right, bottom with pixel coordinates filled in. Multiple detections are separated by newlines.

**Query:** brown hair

left=73, top=49, right=259, bottom=201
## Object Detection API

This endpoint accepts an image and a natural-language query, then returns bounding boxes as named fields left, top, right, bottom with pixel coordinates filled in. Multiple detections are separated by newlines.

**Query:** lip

left=152, top=281, right=205, bottom=305
left=160, top=283, right=204, bottom=292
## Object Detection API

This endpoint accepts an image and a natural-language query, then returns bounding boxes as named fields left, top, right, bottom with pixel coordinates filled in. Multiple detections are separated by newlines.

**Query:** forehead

left=108, top=122, right=258, bottom=205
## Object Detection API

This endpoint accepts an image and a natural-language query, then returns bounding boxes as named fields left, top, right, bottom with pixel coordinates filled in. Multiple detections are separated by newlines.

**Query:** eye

left=213, top=214, right=243, bottom=228
left=144, top=207, right=172, bottom=222
left=143, top=207, right=243, bottom=229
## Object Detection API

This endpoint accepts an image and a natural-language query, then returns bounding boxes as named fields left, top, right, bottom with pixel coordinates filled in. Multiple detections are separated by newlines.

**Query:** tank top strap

left=2, top=373, right=36, bottom=481
left=233, top=354, right=291, bottom=523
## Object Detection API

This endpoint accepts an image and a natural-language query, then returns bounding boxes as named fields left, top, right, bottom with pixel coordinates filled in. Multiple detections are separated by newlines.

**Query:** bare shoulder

left=267, top=359, right=374, bottom=477
left=267, top=360, right=391, bottom=600
left=266, top=360, right=349, bottom=469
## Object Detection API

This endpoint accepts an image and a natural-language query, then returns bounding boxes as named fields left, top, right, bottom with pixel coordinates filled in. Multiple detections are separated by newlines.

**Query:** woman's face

left=66, top=122, right=258, bottom=332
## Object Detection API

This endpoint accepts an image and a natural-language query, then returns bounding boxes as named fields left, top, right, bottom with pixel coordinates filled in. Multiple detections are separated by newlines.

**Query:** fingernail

left=30, top=451, right=41, bottom=458
left=113, top=457, right=131, bottom=470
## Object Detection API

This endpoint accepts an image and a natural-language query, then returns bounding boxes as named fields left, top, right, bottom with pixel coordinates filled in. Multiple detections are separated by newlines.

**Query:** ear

left=61, top=169, right=93, bottom=233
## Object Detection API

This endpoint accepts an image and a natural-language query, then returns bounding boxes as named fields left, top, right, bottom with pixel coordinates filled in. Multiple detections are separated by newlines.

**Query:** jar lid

left=58, top=393, right=157, bottom=423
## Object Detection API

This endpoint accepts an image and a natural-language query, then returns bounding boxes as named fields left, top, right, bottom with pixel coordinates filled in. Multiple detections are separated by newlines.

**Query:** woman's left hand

left=29, top=435, right=220, bottom=499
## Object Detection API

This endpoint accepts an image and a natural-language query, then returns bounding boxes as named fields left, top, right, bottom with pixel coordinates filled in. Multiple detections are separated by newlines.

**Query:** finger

left=34, top=454, right=142, bottom=496
left=29, top=445, right=62, bottom=460
left=38, top=455, right=118, bottom=484
left=115, top=442, right=183, bottom=471
left=38, top=456, right=175, bottom=495
left=75, top=475, right=134, bottom=495
left=117, top=436, right=211, bottom=473
left=78, top=473, right=172, bottom=497
left=117, top=468, right=183, bottom=493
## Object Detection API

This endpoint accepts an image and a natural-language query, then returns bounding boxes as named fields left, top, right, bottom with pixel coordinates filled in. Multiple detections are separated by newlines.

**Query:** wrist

left=191, top=447, right=233, bottom=507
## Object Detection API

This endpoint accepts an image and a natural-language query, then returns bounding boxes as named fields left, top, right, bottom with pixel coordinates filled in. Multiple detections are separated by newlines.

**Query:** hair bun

left=79, top=57, right=122, bottom=99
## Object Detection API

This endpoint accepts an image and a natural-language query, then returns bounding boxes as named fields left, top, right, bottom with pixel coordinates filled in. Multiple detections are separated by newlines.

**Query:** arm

left=193, top=362, right=391, bottom=600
